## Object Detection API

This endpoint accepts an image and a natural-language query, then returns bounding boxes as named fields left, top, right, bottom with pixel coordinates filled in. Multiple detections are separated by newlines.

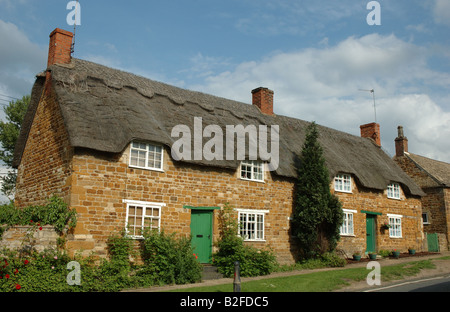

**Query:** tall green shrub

left=213, top=203, right=277, bottom=277
left=292, top=122, right=343, bottom=259
left=140, top=229, right=202, bottom=285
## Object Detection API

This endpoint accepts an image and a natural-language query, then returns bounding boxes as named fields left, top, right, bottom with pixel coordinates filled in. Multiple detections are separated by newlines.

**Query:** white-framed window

left=236, top=209, right=269, bottom=241
left=388, top=214, right=402, bottom=238
left=422, top=212, right=430, bottom=225
left=240, top=160, right=264, bottom=182
left=334, top=174, right=352, bottom=193
left=387, top=183, right=401, bottom=199
left=123, top=200, right=166, bottom=238
left=340, top=209, right=356, bottom=236
left=129, top=141, right=164, bottom=171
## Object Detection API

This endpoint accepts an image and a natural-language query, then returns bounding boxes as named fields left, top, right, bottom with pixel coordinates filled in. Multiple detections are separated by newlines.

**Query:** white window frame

left=387, top=183, right=401, bottom=199
left=240, top=160, right=264, bottom=182
left=334, top=174, right=352, bottom=193
left=129, top=141, right=164, bottom=172
left=123, top=200, right=166, bottom=239
left=236, top=209, right=269, bottom=241
left=340, top=209, right=356, bottom=236
left=388, top=214, right=402, bottom=238
left=422, top=212, right=430, bottom=225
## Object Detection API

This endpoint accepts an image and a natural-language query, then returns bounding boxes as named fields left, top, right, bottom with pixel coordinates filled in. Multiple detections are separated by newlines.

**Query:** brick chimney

left=47, top=28, right=74, bottom=67
left=252, top=87, right=274, bottom=115
left=360, top=122, right=381, bottom=146
left=395, top=126, right=408, bottom=157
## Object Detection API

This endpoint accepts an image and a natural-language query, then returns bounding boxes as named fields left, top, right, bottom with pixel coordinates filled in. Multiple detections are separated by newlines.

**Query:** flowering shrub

left=0, top=196, right=77, bottom=239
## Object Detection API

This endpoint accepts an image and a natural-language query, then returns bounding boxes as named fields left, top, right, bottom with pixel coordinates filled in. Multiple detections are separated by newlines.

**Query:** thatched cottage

left=394, top=126, right=450, bottom=252
left=12, top=28, right=425, bottom=264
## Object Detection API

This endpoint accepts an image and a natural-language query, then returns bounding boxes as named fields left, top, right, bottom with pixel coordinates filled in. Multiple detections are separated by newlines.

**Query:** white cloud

left=0, top=19, right=46, bottom=97
left=433, top=0, right=450, bottom=26
left=189, top=33, right=450, bottom=162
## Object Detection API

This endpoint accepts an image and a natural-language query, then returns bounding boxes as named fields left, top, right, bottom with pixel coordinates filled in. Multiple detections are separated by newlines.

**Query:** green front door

left=427, top=233, right=440, bottom=252
left=366, top=214, right=376, bottom=253
left=190, top=210, right=213, bottom=263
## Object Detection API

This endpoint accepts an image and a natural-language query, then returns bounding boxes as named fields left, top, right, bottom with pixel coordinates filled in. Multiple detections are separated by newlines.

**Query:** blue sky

left=0, top=0, right=449, bottom=164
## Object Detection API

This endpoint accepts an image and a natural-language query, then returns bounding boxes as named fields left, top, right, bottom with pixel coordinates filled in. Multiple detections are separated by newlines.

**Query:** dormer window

left=387, top=183, right=401, bottom=199
left=129, top=141, right=164, bottom=171
left=334, top=174, right=352, bottom=193
left=240, top=160, right=264, bottom=182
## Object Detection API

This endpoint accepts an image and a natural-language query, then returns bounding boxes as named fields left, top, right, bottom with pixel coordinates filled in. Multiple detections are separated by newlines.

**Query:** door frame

left=185, top=206, right=219, bottom=264
left=362, top=210, right=381, bottom=253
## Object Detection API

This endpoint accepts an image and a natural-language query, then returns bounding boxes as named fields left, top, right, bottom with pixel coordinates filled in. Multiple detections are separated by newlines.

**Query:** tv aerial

left=359, top=89, right=377, bottom=123
left=71, top=0, right=80, bottom=55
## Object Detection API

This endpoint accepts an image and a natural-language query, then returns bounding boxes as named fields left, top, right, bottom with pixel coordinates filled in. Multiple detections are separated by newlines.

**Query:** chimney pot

left=395, top=125, right=408, bottom=157
left=47, top=28, right=74, bottom=68
left=252, top=87, right=274, bottom=115
left=360, top=122, right=381, bottom=146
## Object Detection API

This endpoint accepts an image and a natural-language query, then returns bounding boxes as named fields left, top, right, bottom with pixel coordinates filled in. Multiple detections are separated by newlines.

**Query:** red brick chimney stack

left=252, top=87, right=274, bottom=115
left=47, top=28, right=74, bottom=67
left=395, top=126, right=408, bottom=157
left=360, top=122, right=381, bottom=146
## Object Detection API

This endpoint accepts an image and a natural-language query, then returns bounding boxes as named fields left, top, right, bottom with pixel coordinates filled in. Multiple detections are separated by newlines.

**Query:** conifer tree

left=292, top=122, right=343, bottom=259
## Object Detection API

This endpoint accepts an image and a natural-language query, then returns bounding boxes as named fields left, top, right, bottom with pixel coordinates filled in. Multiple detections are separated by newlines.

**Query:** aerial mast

left=359, top=89, right=377, bottom=123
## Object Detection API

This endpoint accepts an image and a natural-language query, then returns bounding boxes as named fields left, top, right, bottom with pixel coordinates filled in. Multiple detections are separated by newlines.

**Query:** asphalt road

left=364, top=274, right=450, bottom=292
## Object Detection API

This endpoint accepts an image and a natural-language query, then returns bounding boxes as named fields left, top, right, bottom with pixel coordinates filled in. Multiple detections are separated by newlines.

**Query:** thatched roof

left=13, top=58, right=424, bottom=196
left=406, top=153, right=450, bottom=188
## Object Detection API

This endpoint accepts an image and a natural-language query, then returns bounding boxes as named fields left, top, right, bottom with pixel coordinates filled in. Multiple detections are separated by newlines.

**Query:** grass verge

left=169, top=259, right=439, bottom=292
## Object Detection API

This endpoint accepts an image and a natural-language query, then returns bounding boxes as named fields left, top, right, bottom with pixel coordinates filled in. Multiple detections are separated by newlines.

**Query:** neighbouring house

left=394, top=126, right=450, bottom=252
left=10, top=28, right=425, bottom=264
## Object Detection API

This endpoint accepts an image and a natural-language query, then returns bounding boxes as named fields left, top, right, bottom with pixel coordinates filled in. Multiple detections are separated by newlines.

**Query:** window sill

left=335, top=189, right=352, bottom=194
left=129, top=165, right=165, bottom=173
left=240, top=177, right=265, bottom=183
left=340, top=234, right=355, bottom=237
left=243, top=239, right=266, bottom=242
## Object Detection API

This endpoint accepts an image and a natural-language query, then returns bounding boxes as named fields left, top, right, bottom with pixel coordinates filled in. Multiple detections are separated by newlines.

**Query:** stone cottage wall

left=67, top=146, right=297, bottom=263
left=333, top=178, right=423, bottom=256
left=15, top=81, right=73, bottom=208
left=66, top=143, right=423, bottom=263
left=394, top=155, right=449, bottom=250
left=0, top=226, right=59, bottom=253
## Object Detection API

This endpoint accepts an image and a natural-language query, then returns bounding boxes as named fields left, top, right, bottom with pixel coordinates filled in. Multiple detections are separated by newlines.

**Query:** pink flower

left=54, top=256, right=58, bottom=260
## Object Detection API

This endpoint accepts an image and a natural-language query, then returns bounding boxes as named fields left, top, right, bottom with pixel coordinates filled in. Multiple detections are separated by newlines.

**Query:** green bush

left=0, top=228, right=204, bottom=292
left=0, top=248, right=80, bottom=292
left=212, top=203, right=277, bottom=278
left=213, top=237, right=276, bottom=278
left=141, top=229, right=202, bottom=285
left=0, top=196, right=77, bottom=236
